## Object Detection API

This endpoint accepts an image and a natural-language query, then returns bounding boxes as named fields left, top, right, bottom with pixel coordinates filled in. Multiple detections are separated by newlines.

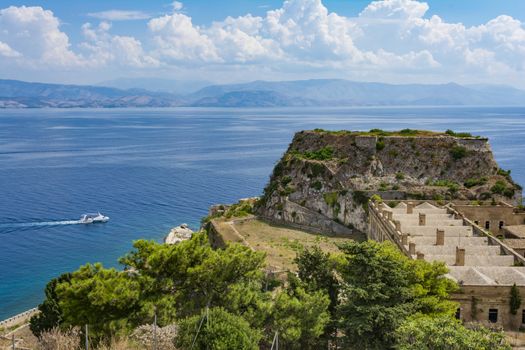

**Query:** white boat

left=79, top=212, right=109, bottom=224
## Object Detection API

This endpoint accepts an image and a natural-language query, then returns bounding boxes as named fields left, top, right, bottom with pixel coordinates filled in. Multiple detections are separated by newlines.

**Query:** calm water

left=1, top=106, right=525, bottom=319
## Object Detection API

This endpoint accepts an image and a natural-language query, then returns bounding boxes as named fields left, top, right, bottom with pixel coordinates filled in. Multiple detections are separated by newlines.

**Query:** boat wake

left=0, top=220, right=82, bottom=228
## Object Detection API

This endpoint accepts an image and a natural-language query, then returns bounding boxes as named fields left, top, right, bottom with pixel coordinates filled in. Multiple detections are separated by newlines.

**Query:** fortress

left=209, top=129, right=525, bottom=331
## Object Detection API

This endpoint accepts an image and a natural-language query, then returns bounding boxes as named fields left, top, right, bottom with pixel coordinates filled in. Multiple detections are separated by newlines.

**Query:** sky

left=1, top=0, right=525, bottom=87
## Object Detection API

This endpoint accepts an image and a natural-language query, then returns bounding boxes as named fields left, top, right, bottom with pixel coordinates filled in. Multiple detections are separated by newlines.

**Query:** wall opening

left=499, top=221, right=504, bottom=229
left=485, top=221, right=490, bottom=230
left=455, top=308, right=461, bottom=320
left=489, top=308, right=498, bottom=323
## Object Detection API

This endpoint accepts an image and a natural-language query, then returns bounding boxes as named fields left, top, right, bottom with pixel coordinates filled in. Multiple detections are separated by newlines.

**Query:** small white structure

left=164, top=224, right=193, bottom=245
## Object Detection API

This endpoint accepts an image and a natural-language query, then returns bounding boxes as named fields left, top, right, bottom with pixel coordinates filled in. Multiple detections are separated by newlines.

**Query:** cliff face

left=257, top=130, right=522, bottom=235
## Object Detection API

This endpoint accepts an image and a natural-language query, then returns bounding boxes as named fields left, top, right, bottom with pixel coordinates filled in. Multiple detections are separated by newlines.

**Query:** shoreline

left=0, top=308, right=38, bottom=332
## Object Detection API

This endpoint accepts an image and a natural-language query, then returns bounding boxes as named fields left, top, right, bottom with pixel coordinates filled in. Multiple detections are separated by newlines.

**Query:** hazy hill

left=97, top=78, right=210, bottom=95
left=0, top=79, right=182, bottom=108
left=1, top=78, right=525, bottom=108
left=189, top=79, right=525, bottom=106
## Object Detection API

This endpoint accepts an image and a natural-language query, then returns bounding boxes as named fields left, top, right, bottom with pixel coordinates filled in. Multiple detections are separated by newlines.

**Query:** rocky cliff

left=256, top=129, right=522, bottom=235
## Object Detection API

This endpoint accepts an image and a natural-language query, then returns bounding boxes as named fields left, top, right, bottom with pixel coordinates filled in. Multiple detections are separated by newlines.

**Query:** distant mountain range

left=97, top=78, right=211, bottom=95
left=1, top=78, right=525, bottom=108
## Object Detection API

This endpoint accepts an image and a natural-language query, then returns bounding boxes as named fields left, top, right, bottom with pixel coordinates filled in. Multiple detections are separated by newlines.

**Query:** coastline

left=0, top=308, right=38, bottom=331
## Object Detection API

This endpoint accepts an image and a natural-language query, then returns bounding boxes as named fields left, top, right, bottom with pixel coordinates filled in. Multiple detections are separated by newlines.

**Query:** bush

left=176, top=308, right=261, bottom=350
left=302, top=147, right=335, bottom=161
left=323, top=192, right=338, bottom=207
left=396, top=173, right=405, bottom=180
left=312, top=181, right=323, bottom=191
left=376, top=140, right=385, bottom=151
left=399, top=129, right=418, bottom=135
left=497, top=168, right=511, bottom=178
left=464, top=177, right=487, bottom=188
left=450, top=146, right=467, bottom=160
left=131, top=324, right=177, bottom=350
left=309, top=163, right=325, bottom=178
left=396, top=315, right=510, bottom=350
left=445, top=129, right=473, bottom=138
left=370, top=194, right=382, bottom=203
left=491, top=180, right=507, bottom=195
left=38, top=327, right=81, bottom=350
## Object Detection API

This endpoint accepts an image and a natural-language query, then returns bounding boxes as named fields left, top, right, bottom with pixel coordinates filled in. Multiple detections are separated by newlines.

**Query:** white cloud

left=80, top=22, right=159, bottom=68
left=1, top=1, right=525, bottom=86
left=148, top=13, right=220, bottom=62
left=87, top=10, right=151, bottom=21
left=0, top=5, right=83, bottom=67
left=172, top=2, right=184, bottom=12
left=0, top=41, right=21, bottom=57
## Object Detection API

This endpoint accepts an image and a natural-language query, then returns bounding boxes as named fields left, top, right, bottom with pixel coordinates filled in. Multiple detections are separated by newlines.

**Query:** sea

left=1, top=106, right=525, bottom=319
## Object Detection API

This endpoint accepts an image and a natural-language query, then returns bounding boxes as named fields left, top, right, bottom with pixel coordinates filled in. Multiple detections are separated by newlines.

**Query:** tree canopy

left=30, top=233, right=509, bottom=349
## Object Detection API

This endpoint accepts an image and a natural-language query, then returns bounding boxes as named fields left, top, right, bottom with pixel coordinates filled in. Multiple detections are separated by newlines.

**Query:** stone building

left=369, top=200, right=525, bottom=330
left=452, top=202, right=525, bottom=237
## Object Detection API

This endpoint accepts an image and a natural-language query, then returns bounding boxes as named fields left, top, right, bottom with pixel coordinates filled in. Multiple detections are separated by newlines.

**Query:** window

left=489, top=308, right=498, bottom=323
left=474, top=220, right=479, bottom=225
left=499, top=221, right=504, bottom=229
left=485, top=221, right=490, bottom=229
left=455, top=308, right=461, bottom=320
left=522, top=309, right=525, bottom=324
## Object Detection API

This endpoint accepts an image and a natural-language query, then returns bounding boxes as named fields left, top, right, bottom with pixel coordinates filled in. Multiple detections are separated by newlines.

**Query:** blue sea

left=1, top=106, right=525, bottom=319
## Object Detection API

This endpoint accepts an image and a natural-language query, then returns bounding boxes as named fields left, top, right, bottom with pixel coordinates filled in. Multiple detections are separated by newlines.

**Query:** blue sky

left=1, top=0, right=525, bottom=87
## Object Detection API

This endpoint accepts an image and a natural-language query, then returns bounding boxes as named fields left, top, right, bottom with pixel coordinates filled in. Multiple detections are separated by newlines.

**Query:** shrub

left=324, top=192, right=338, bottom=207
left=497, top=168, right=511, bottom=178
left=370, top=194, right=382, bottom=203
left=510, top=283, right=521, bottom=315
left=504, top=188, right=515, bottom=198
left=176, top=308, right=261, bottom=350
left=309, top=163, right=325, bottom=178
left=431, top=180, right=459, bottom=193
left=399, top=128, right=418, bottom=135
left=491, top=180, right=507, bottom=195
left=396, top=316, right=510, bottom=350
left=281, top=176, right=292, bottom=186
left=396, top=173, right=405, bottom=180
left=38, top=327, right=81, bottom=350
left=450, top=146, right=467, bottom=160
left=445, top=129, right=473, bottom=138
left=303, top=147, right=335, bottom=161
left=131, top=324, right=177, bottom=350
left=376, top=140, right=385, bottom=151
left=352, top=191, right=369, bottom=206
left=464, top=177, right=487, bottom=188
left=312, top=181, right=323, bottom=191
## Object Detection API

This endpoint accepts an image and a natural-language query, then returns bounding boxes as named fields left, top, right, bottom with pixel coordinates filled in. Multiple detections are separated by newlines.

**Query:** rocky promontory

left=256, top=129, right=522, bottom=235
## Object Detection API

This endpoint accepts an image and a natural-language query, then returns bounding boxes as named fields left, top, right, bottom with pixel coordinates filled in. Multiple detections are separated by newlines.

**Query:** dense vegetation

left=311, top=128, right=480, bottom=138
left=29, top=233, right=510, bottom=349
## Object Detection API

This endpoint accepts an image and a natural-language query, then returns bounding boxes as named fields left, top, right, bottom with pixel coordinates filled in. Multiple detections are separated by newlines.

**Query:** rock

left=257, top=129, right=522, bottom=236
left=164, top=224, right=193, bottom=245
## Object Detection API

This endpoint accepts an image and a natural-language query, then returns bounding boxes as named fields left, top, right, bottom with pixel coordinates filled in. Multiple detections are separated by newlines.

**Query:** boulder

left=164, top=224, right=193, bottom=245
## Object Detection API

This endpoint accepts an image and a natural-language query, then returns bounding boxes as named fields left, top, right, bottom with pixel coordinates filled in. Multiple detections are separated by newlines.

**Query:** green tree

left=29, top=273, right=71, bottom=337
left=120, top=233, right=266, bottom=318
left=33, top=233, right=268, bottom=342
left=55, top=263, right=142, bottom=340
left=268, top=281, right=330, bottom=350
left=295, top=246, right=339, bottom=342
left=396, top=315, right=511, bottom=350
left=510, top=283, right=521, bottom=315
left=336, top=241, right=457, bottom=349
left=175, top=307, right=261, bottom=350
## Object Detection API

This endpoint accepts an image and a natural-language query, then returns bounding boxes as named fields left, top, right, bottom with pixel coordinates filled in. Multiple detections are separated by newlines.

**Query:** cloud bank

left=1, top=0, right=525, bottom=86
